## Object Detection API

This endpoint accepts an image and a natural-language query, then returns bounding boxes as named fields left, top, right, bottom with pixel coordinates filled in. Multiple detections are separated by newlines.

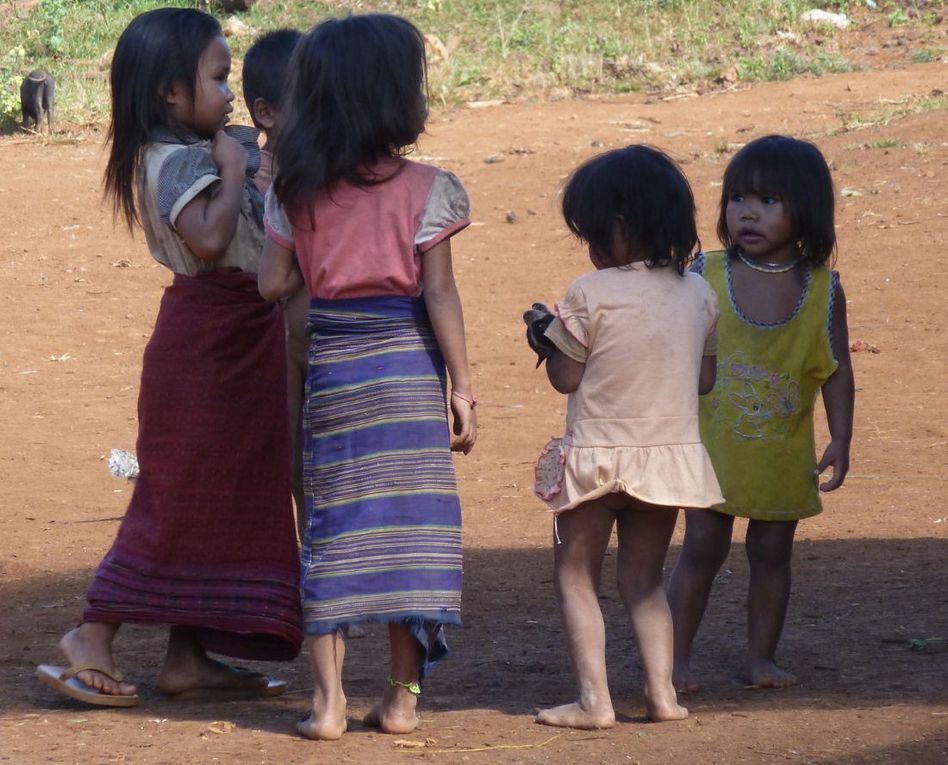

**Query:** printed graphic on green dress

left=708, top=353, right=800, bottom=439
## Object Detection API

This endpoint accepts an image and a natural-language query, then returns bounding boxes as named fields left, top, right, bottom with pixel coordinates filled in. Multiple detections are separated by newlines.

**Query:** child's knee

left=616, top=567, right=663, bottom=605
left=681, top=535, right=730, bottom=571
left=745, top=542, right=793, bottom=570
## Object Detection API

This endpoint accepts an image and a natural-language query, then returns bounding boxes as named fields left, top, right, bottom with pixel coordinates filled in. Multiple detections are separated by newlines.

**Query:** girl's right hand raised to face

left=449, top=392, right=477, bottom=455
left=210, top=129, right=248, bottom=178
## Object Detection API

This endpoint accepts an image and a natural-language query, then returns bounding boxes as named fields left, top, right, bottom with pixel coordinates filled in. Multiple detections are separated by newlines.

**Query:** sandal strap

left=60, top=664, right=125, bottom=683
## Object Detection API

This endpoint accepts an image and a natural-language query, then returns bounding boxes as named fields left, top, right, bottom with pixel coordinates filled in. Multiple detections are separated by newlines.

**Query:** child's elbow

left=546, top=351, right=584, bottom=393
left=257, top=274, right=285, bottom=302
left=550, top=376, right=580, bottom=395
left=698, top=355, right=717, bottom=395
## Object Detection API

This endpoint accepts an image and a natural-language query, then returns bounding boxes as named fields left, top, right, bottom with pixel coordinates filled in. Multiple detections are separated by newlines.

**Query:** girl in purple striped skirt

left=259, top=14, right=477, bottom=741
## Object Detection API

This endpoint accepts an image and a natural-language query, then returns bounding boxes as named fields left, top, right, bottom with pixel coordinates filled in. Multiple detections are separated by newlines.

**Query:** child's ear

left=252, top=97, right=277, bottom=130
left=165, top=82, right=186, bottom=106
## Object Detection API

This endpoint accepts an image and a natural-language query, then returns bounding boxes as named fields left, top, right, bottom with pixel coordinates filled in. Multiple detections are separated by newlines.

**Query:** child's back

left=266, top=155, right=468, bottom=298
left=549, top=265, right=721, bottom=512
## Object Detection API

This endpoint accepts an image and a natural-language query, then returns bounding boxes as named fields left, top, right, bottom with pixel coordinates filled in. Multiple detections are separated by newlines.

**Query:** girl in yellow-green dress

left=668, top=135, right=855, bottom=691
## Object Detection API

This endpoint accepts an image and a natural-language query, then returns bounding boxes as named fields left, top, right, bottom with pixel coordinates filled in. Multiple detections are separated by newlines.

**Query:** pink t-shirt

left=264, top=157, right=470, bottom=299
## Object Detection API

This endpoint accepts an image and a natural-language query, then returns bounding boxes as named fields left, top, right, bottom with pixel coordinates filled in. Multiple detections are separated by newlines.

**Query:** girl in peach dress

left=525, top=145, right=722, bottom=729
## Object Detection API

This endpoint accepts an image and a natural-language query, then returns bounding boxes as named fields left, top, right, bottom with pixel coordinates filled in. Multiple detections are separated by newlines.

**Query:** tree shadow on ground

left=2, top=537, right=945, bottom=736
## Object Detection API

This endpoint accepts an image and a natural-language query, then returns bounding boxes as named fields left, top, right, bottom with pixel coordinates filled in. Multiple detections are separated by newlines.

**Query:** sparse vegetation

left=844, top=137, right=906, bottom=149
left=836, top=91, right=948, bottom=132
left=0, top=0, right=944, bottom=131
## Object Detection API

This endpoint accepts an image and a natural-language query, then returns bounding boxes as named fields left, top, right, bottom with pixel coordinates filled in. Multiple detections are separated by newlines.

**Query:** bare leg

left=58, top=622, right=137, bottom=696
left=156, top=626, right=272, bottom=696
left=667, top=508, right=734, bottom=692
left=298, top=632, right=348, bottom=740
left=363, top=624, right=423, bottom=734
left=745, top=519, right=798, bottom=688
left=615, top=499, right=687, bottom=721
left=536, top=500, right=617, bottom=730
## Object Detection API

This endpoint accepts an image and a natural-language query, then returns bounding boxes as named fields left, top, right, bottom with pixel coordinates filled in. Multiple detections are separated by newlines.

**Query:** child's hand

left=816, top=438, right=850, bottom=492
left=210, top=129, right=248, bottom=179
left=449, top=391, right=477, bottom=455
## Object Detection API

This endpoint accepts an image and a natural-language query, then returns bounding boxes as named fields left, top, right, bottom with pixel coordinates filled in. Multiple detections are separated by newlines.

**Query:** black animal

left=20, top=70, right=55, bottom=133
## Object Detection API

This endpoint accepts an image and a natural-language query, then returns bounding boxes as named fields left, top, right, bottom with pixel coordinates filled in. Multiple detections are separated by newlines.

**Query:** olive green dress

left=697, top=250, right=839, bottom=521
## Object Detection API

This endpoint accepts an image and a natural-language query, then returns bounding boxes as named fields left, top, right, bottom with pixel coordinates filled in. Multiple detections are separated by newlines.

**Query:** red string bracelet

left=451, top=391, right=477, bottom=408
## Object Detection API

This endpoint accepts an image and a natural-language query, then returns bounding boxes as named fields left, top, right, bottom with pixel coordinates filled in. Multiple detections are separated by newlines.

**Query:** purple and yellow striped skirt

left=301, top=295, right=462, bottom=664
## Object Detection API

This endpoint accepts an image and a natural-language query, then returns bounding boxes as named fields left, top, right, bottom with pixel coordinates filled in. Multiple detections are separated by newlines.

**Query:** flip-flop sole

left=168, top=678, right=287, bottom=701
left=35, top=665, right=140, bottom=708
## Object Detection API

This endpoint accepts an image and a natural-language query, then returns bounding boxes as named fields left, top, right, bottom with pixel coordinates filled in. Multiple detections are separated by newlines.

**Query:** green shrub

left=0, top=46, right=27, bottom=128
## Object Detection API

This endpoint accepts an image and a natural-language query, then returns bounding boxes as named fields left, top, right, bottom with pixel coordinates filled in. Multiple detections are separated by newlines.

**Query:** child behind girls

left=35, top=8, right=301, bottom=707
left=668, top=135, right=854, bottom=691
left=242, top=28, right=310, bottom=535
left=524, top=146, right=723, bottom=729
left=258, top=14, right=476, bottom=740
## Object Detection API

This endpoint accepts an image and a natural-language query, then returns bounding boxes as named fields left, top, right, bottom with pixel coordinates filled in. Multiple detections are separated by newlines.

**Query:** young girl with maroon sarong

left=258, top=14, right=476, bottom=740
left=35, top=8, right=302, bottom=708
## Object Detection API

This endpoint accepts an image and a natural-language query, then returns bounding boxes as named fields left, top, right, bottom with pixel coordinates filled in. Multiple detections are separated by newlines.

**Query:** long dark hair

left=561, top=145, right=699, bottom=274
left=717, top=134, right=836, bottom=266
left=273, top=13, right=428, bottom=218
left=103, top=8, right=222, bottom=228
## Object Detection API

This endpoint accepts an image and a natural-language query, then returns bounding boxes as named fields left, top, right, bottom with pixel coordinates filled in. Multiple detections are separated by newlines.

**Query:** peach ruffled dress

left=537, top=264, right=725, bottom=514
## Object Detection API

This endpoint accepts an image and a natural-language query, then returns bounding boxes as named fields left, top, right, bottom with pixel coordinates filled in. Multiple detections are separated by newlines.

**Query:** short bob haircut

left=104, top=8, right=222, bottom=228
left=561, top=145, right=698, bottom=275
left=717, top=134, right=836, bottom=266
left=241, top=28, right=303, bottom=127
left=273, top=13, right=428, bottom=217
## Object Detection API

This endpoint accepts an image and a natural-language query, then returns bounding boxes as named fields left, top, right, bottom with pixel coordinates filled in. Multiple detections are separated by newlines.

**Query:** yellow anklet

left=388, top=676, right=421, bottom=695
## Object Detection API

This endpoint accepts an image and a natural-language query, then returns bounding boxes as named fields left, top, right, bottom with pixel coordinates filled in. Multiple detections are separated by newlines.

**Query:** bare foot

left=157, top=653, right=271, bottom=697
left=748, top=658, right=798, bottom=689
left=673, top=661, right=701, bottom=694
left=59, top=625, right=138, bottom=697
left=536, top=701, right=616, bottom=730
left=297, top=697, right=348, bottom=741
left=644, top=684, right=688, bottom=722
left=362, top=685, right=419, bottom=734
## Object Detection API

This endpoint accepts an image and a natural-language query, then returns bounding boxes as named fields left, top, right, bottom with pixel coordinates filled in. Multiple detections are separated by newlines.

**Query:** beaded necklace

left=736, top=249, right=799, bottom=274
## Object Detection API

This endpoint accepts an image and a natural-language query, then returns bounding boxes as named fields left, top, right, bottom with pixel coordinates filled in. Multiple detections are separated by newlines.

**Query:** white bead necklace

left=736, top=249, right=799, bottom=274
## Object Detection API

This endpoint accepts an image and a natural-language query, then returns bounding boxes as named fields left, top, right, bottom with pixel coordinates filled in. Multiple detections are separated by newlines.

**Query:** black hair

left=103, top=8, right=222, bottom=228
left=273, top=13, right=428, bottom=217
left=717, top=134, right=836, bottom=266
left=241, top=28, right=302, bottom=127
left=561, top=145, right=698, bottom=274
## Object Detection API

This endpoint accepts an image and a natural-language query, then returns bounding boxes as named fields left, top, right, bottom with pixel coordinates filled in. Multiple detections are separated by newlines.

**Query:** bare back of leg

left=536, top=499, right=617, bottom=730
left=615, top=497, right=687, bottom=721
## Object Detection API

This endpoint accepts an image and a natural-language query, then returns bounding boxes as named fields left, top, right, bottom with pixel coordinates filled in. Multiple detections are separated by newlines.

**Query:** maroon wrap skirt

left=84, top=269, right=302, bottom=661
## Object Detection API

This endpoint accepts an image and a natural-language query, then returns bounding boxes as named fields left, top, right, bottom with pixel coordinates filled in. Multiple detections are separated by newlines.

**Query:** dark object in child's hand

left=523, top=302, right=555, bottom=368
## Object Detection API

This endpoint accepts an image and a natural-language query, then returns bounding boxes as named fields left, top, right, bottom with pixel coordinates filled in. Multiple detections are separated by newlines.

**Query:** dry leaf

left=394, top=738, right=436, bottom=748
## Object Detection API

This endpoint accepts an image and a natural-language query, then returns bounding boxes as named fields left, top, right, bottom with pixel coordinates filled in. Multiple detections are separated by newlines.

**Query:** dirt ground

left=1, top=35, right=947, bottom=765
